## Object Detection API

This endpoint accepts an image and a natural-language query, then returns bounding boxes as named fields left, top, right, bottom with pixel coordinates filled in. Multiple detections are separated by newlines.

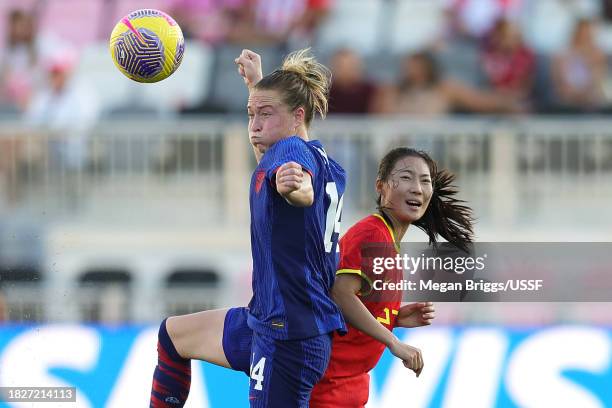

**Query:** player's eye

left=248, top=113, right=254, bottom=119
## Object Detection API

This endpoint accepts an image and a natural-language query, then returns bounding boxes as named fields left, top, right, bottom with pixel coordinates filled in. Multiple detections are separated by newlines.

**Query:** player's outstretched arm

left=235, top=49, right=263, bottom=90
left=275, top=161, right=314, bottom=207
left=395, top=302, right=436, bottom=328
left=332, top=274, right=424, bottom=377
left=236, top=49, right=264, bottom=162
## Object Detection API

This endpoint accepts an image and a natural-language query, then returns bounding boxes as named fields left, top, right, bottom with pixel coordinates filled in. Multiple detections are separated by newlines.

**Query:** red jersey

left=311, top=214, right=403, bottom=407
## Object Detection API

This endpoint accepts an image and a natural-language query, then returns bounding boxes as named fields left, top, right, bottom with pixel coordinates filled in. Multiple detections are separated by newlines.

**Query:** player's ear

left=293, top=106, right=305, bottom=129
left=375, top=178, right=384, bottom=196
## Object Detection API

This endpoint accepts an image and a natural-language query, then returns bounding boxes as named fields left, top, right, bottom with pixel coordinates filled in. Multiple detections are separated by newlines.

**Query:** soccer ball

left=109, top=9, right=184, bottom=83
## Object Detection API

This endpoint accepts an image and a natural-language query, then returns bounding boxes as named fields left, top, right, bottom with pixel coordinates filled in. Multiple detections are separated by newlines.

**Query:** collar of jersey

left=372, top=213, right=401, bottom=252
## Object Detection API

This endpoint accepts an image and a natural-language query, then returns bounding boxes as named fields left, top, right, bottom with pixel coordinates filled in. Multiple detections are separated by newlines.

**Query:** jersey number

left=324, top=182, right=343, bottom=253
left=376, top=307, right=399, bottom=326
left=250, top=355, right=266, bottom=391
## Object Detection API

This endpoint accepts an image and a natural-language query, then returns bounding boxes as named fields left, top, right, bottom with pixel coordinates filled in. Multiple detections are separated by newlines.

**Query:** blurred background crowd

left=0, top=0, right=611, bottom=326
left=3, top=0, right=612, bottom=120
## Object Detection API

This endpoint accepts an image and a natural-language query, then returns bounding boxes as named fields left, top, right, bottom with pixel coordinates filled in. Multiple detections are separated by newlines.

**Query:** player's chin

left=253, top=142, right=268, bottom=153
left=398, top=208, right=425, bottom=224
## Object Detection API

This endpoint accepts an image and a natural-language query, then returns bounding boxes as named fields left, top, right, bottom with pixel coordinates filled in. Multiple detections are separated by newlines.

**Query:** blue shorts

left=222, top=307, right=333, bottom=408
left=222, top=307, right=252, bottom=375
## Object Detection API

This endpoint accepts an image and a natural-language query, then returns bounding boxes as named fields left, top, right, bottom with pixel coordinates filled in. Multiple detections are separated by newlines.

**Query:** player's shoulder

left=280, top=135, right=305, bottom=145
left=304, top=140, right=345, bottom=183
left=304, top=140, right=337, bottom=165
left=342, top=214, right=391, bottom=246
left=271, top=135, right=309, bottom=152
left=269, top=136, right=317, bottom=162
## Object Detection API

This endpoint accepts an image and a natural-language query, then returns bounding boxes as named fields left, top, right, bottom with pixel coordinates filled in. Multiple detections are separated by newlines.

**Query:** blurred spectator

left=288, top=0, right=332, bottom=48
left=0, top=9, right=63, bottom=113
left=550, top=19, right=608, bottom=112
left=0, top=11, right=39, bottom=204
left=24, top=46, right=99, bottom=170
left=605, top=0, right=612, bottom=21
left=445, top=0, right=525, bottom=39
left=325, top=47, right=380, bottom=210
left=379, top=51, right=520, bottom=116
left=169, top=0, right=244, bottom=45
left=225, top=0, right=331, bottom=47
left=480, top=18, right=535, bottom=102
left=433, top=3, right=484, bottom=87
left=0, top=9, right=41, bottom=112
left=328, top=48, right=380, bottom=114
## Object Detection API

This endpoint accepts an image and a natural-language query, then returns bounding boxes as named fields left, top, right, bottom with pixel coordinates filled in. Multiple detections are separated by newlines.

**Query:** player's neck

left=295, top=126, right=309, bottom=141
left=253, top=145, right=264, bottom=163
left=379, top=209, right=409, bottom=243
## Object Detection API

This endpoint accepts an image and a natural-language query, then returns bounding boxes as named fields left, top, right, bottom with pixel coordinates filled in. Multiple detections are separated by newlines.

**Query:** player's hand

left=235, top=49, right=263, bottom=89
left=389, top=338, right=424, bottom=377
left=275, top=162, right=304, bottom=195
left=395, top=302, right=435, bottom=328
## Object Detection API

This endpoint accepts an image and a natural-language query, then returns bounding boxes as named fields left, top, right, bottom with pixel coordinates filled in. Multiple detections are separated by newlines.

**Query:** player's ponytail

left=376, top=147, right=474, bottom=253
left=255, top=48, right=330, bottom=126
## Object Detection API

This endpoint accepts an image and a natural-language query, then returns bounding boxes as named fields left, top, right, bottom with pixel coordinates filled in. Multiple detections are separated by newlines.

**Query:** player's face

left=378, top=156, right=433, bottom=224
left=247, top=89, right=297, bottom=154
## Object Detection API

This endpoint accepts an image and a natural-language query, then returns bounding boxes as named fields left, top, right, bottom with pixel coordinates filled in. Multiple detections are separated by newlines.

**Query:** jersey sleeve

left=265, top=137, right=318, bottom=181
left=336, top=225, right=389, bottom=296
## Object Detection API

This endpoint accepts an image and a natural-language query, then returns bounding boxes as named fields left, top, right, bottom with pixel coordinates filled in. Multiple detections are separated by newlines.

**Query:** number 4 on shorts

left=250, top=355, right=266, bottom=391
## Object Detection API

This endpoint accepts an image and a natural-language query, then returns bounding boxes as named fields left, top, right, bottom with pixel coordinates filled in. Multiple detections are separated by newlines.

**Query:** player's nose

left=249, top=116, right=262, bottom=132
left=409, top=180, right=423, bottom=195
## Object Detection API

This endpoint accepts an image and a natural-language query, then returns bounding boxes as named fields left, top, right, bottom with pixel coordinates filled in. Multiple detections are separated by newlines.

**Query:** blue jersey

left=247, top=136, right=346, bottom=340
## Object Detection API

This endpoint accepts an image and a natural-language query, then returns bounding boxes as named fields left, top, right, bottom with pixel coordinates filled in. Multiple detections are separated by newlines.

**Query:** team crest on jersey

left=255, top=171, right=266, bottom=193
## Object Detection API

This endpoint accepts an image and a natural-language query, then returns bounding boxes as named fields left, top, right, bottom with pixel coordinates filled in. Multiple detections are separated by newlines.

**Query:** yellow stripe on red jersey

left=325, top=214, right=403, bottom=378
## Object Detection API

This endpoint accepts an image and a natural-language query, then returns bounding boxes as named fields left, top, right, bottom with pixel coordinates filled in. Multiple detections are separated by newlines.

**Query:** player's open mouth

left=406, top=200, right=422, bottom=209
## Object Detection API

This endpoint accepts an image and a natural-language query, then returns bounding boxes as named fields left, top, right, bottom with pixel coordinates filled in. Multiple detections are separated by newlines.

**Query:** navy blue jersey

left=247, top=136, right=346, bottom=340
